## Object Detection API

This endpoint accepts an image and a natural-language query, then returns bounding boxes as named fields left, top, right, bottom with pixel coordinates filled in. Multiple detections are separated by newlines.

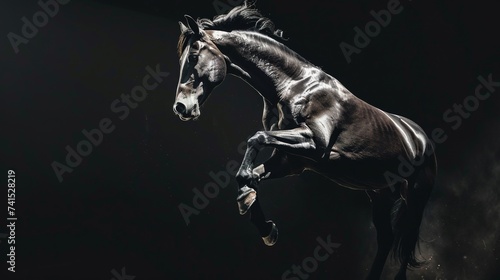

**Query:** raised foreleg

left=236, top=126, right=319, bottom=214
left=236, top=125, right=318, bottom=188
left=238, top=151, right=306, bottom=246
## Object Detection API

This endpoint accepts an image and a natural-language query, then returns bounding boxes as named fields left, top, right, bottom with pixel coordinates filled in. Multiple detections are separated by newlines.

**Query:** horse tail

left=391, top=151, right=437, bottom=268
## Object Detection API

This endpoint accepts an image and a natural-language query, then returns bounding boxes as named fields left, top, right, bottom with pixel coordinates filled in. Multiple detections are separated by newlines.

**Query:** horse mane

left=177, top=1, right=284, bottom=57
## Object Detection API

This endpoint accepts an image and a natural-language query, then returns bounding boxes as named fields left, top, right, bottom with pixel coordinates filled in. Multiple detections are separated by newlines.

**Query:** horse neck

left=208, top=30, right=310, bottom=104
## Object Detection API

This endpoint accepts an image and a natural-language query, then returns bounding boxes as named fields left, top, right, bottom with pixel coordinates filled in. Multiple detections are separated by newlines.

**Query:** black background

left=1, top=0, right=499, bottom=279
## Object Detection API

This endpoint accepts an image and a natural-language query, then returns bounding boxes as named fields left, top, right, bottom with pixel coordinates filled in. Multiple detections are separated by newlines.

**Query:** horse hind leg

left=393, top=157, right=436, bottom=280
left=366, top=190, right=396, bottom=280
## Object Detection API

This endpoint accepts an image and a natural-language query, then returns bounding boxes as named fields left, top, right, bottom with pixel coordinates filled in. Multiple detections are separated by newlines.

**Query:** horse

left=173, top=2, right=436, bottom=279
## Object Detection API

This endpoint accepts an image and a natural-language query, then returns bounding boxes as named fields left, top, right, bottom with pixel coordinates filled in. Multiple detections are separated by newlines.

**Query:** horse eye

left=189, top=54, right=198, bottom=63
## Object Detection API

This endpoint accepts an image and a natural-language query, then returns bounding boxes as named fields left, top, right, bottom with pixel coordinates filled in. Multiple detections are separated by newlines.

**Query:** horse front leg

left=240, top=151, right=306, bottom=245
left=248, top=198, right=278, bottom=246
left=236, top=126, right=317, bottom=214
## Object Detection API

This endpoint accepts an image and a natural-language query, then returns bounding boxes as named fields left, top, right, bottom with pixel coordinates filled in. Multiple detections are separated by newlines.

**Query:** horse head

left=174, top=15, right=227, bottom=121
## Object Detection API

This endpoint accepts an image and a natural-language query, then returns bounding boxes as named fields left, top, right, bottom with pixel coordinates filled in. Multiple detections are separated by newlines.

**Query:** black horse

left=174, top=2, right=436, bottom=279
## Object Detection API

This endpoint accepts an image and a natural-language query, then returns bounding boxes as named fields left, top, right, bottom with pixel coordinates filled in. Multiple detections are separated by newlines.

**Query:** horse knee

left=247, top=131, right=267, bottom=147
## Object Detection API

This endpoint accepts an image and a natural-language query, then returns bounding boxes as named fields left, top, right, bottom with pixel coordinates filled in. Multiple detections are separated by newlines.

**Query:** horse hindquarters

left=392, top=152, right=437, bottom=279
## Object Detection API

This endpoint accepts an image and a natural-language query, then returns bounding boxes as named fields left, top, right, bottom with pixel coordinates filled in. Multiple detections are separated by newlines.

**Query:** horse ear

left=244, top=0, right=255, bottom=7
left=179, top=21, right=189, bottom=34
left=184, top=15, right=200, bottom=35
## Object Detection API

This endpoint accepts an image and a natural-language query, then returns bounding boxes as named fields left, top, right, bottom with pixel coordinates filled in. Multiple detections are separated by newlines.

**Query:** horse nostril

left=174, top=102, right=186, bottom=114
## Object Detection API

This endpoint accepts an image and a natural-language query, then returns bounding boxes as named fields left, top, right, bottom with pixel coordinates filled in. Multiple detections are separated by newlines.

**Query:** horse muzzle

left=173, top=101, right=200, bottom=121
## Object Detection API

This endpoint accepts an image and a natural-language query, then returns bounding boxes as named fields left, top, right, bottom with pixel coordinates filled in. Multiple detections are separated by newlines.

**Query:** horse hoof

left=262, top=221, right=278, bottom=246
left=237, top=186, right=256, bottom=215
